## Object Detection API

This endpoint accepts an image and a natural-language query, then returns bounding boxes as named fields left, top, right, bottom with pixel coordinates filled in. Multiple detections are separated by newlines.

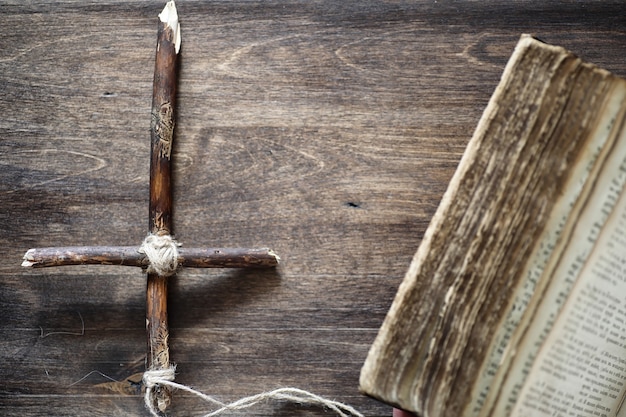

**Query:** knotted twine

left=139, top=233, right=180, bottom=276
left=139, top=234, right=364, bottom=417
left=142, top=365, right=364, bottom=417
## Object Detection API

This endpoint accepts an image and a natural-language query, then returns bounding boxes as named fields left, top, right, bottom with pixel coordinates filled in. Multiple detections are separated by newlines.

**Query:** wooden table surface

left=1, top=1, right=625, bottom=416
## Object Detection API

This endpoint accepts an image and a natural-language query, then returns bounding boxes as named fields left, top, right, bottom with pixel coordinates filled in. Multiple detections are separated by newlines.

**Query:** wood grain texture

left=1, top=1, right=625, bottom=416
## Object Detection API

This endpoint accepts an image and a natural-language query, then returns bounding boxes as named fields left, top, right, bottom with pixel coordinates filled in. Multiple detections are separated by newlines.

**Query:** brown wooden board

left=1, top=1, right=625, bottom=416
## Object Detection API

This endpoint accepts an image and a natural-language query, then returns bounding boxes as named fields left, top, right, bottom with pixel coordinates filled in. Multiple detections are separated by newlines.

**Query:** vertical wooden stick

left=146, top=1, right=180, bottom=413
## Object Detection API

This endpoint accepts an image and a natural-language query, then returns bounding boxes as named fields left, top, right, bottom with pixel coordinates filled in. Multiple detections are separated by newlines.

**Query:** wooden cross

left=21, top=1, right=279, bottom=415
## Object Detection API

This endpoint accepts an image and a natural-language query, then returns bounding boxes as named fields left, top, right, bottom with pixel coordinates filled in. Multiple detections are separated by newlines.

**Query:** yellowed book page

left=505, top=98, right=626, bottom=417
left=476, top=80, right=626, bottom=417
left=468, top=83, right=625, bottom=417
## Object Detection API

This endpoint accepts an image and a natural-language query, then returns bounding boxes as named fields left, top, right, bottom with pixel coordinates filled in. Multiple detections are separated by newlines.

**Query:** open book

left=360, top=35, right=626, bottom=417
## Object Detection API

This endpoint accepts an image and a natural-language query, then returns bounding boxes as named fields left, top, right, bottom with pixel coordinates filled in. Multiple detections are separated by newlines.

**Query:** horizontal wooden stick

left=22, top=247, right=280, bottom=269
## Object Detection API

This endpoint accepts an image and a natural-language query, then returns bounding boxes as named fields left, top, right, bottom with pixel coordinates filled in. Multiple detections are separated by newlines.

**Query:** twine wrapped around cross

left=21, top=2, right=279, bottom=414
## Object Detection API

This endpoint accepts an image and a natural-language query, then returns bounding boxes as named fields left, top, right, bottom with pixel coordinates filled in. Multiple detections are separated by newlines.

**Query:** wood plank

left=2, top=1, right=626, bottom=416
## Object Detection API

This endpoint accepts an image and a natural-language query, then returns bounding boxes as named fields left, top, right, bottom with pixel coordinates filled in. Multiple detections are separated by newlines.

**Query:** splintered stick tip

left=268, top=249, right=281, bottom=264
left=21, top=249, right=35, bottom=267
left=159, top=0, right=181, bottom=53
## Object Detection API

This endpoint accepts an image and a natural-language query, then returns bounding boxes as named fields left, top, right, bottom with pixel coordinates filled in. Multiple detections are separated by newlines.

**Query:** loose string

left=142, top=367, right=364, bottom=417
left=139, top=234, right=180, bottom=276
left=139, top=235, right=363, bottom=416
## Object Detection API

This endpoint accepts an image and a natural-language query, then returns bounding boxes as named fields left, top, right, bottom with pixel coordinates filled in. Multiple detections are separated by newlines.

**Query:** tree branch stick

left=22, top=247, right=280, bottom=269
left=147, top=1, right=180, bottom=413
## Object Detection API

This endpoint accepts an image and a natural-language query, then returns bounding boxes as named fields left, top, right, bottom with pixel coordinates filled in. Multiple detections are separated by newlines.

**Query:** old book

left=360, top=34, right=626, bottom=417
